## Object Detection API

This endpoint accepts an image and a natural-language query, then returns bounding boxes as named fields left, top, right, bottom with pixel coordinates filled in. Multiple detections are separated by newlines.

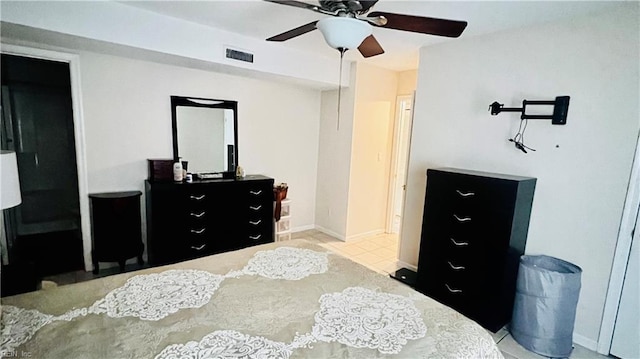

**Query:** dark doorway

left=1, top=54, right=83, bottom=277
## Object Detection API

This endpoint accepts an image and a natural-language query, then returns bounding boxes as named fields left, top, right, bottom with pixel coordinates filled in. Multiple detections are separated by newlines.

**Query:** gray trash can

left=510, top=255, right=582, bottom=358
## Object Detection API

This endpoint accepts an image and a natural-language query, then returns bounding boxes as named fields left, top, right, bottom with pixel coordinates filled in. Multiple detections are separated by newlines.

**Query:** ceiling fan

left=265, top=0, right=468, bottom=58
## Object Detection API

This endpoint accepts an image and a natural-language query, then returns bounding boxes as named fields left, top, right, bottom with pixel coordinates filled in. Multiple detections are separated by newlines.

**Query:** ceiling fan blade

left=267, top=21, right=318, bottom=42
left=358, top=35, right=385, bottom=58
left=263, top=0, right=318, bottom=11
left=368, top=11, right=467, bottom=38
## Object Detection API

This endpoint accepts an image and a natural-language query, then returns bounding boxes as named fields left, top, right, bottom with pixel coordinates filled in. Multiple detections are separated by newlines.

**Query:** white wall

left=397, top=70, right=417, bottom=96
left=401, top=4, right=639, bottom=347
left=346, top=63, right=398, bottom=239
left=315, top=62, right=400, bottom=240
left=76, top=51, right=321, bottom=234
left=315, top=64, right=357, bottom=239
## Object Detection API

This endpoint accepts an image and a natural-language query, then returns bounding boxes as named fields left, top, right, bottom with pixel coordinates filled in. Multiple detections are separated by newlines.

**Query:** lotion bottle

left=173, top=158, right=183, bottom=182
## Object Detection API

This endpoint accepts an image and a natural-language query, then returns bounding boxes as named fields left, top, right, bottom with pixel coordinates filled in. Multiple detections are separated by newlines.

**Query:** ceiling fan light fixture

left=316, top=17, right=372, bottom=50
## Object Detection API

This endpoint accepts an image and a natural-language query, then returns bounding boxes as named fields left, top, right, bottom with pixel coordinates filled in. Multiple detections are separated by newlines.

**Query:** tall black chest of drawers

left=415, top=168, right=536, bottom=332
left=145, top=175, right=274, bottom=266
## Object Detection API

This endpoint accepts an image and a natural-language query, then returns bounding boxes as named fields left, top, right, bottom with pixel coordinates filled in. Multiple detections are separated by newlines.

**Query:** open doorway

left=386, top=94, right=414, bottom=235
left=1, top=54, right=84, bottom=277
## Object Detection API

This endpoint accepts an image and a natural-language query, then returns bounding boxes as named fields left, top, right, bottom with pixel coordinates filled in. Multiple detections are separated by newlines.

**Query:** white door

left=604, top=134, right=640, bottom=358
left=610, top=210, right=640, bottom=358
left=387, top=95, right=413, bottom=234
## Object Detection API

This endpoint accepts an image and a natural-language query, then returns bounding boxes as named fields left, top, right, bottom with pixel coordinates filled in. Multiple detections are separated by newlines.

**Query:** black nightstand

left=89, top=191, right=144, bottom=274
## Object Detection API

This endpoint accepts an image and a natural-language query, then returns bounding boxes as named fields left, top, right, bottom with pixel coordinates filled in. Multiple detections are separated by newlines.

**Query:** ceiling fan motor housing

left=319, top=0, right=377, bottom=15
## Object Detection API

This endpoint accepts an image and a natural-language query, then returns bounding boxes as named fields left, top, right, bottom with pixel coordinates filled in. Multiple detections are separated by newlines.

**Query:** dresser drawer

left=182, top=237, right=216, bottom=258
left=446, top=180, right=482, bottom=214
left=432, top=281, right=477, bottom=316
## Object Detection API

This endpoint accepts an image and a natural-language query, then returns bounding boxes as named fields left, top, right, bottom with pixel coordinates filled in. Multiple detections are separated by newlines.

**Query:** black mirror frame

left=171, top=95, right=239, bottom=179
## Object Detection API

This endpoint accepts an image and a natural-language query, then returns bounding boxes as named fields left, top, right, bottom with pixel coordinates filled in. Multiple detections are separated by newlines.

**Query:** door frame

left=385, top=94, right=415, bottom=234
left=597, top=132, right=640, bottom=354
left=1, top=43, right=93, bottom=272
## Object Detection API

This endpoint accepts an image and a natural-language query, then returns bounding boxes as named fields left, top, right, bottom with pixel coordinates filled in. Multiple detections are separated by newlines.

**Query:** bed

left=1, top=239, right=503, bottom=358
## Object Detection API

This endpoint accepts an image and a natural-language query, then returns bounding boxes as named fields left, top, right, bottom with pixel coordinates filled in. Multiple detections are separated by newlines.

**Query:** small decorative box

left=147, top=159, right=174, bottom=182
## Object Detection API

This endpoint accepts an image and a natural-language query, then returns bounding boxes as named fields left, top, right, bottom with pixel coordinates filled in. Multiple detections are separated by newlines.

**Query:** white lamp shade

left=317, top=17, right=372, bottom=50
left=1, top=150, right=22, bottom=209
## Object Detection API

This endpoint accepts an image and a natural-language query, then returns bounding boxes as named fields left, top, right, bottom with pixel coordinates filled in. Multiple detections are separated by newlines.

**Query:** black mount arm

left=489, top=96, right=570, bottom=125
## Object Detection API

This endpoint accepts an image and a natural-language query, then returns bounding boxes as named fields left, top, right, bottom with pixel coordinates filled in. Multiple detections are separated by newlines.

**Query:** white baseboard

left=294, top=225, right=390, bottom=243
left=314, top=225, right=346, bottom=241
left=290, top=224, right=314, bottom=233
left=397, top=260, right=418, bottom=272
left=573, top=333, right=598, bottom=352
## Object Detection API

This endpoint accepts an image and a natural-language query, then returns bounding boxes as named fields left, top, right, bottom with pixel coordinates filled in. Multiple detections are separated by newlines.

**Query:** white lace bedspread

left=1, top=240, right=503, bottom=358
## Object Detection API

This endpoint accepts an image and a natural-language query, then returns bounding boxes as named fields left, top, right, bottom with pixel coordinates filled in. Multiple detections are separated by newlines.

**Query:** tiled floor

left=291, top=229, right=402, bottom=275
left=292, top=229, right=610, bottom=359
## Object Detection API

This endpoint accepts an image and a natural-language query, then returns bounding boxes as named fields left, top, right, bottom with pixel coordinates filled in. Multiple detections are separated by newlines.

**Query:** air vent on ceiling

left=225, top=47, right=254, bottom=63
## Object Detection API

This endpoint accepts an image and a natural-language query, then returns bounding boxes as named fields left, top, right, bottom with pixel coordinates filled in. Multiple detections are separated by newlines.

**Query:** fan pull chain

left=336, top=47, right=346, bottom=131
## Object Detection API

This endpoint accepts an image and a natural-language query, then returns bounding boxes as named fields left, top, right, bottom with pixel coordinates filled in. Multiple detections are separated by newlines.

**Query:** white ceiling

left=121, top=0, right=622, bottom=71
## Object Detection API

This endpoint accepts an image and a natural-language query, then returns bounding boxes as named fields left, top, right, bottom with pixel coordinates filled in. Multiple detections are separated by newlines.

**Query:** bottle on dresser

left=173, top=158, right=183, bottom=182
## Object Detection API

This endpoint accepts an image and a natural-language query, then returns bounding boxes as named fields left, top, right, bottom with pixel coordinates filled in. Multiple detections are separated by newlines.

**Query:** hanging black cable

left=336, top=47, right=347, bottom=131
left=509, top=118, right=536, bottom=154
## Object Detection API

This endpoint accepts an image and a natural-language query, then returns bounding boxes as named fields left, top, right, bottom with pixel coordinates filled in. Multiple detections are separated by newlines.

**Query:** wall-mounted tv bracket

left=489, top=96, right=570, bottom=153
left=489, top=96, right=570, bottom=125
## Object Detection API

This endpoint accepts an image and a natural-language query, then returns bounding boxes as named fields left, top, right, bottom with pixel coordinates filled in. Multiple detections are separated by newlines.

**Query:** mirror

left=171, top=96, right=238, bottom=177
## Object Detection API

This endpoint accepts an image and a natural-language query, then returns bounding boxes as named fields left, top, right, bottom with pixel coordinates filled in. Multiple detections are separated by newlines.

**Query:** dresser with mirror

left=145, top=96, right=274, bottom=266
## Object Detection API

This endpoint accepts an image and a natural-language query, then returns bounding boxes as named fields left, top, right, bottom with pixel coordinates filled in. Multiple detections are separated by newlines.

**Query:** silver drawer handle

left=190, top=228, right=206, bottom=234
left=249, top=220, right=262, bottom=225
left=249, top=205, right=262, bottom=211
left=190, top=211, right=206, bottom=218
left=190, top=244, right=206, bottom=251
left=456, top=190, right=475, bottom=197
left=448, top=261, right=466, bottom=270
left=450, top=238, right=469, bottom=246
left=249, top=234, right=262, bottom=240
left=453, top=214, right=472, bottom=222
left=249, top=190, right=263, bottom=195
left=445, top=284, right=463, bottom=293
left=190, top=194, right=206, bottom=200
